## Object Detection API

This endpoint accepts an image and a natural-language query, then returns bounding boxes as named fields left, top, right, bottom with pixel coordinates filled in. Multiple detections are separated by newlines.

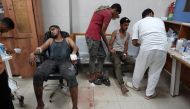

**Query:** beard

left=51, top=33, right=58, bottom=38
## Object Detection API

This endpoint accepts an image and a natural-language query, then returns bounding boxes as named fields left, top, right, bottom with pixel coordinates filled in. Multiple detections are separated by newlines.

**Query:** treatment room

left=1, top=0, right=190, bottom=109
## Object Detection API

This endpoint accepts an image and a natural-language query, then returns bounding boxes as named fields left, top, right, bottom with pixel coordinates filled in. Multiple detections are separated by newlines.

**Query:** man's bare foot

left=121, top=84, right=129, bottom=94
left=72, top=106, right=78, bottom=109
left=36, top=103, right=44, bottom=109
left=89, top=73, right=97, bottom=83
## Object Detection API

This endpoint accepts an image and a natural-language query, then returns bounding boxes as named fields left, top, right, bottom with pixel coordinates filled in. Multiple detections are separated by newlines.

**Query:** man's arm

left=124, top=40, right=129, bottom=54
left=101, top=23, right=110, bottom=51
left=109, top=31, right=116, bottom=49
left=66, top=37, right=78, bottom=54
left=109, top=31, right=117, bottom=53
left=32, top=39, right=52, bottom=55
left=132, top=22, right=140, bottom=47
left=29, top=39, right=52, bottom=66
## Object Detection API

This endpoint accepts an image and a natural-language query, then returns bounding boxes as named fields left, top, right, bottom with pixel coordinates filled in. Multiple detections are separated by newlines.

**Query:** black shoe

left=102, top=78, right=111, bottom=86
left=93, top=78, right=103, bottom=85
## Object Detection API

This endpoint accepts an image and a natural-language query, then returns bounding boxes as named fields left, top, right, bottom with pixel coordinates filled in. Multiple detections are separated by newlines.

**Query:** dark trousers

left=33, top=59, right=78, bottom=88
left=0, top=70, right=14, bottom=109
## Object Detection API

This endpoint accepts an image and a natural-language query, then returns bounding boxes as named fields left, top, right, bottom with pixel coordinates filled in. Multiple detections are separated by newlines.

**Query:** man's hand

left=29, top=53, right=36, bottom=66
left=122, top=53, right=128, bottom=60
left=110, top=48, right=116, bottom=54
left=70, top=54, right=77, bottom=64
left=34, top=47, right=42, bottom=55
left=107, top=47, right=112, bottom=53
left=6, top=49, right=15, bottom=54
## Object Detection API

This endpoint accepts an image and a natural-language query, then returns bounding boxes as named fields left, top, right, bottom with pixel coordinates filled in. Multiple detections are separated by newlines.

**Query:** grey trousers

left=86, top=37, right=106, bottom=74
left=111, top=51, right=135, bottom=85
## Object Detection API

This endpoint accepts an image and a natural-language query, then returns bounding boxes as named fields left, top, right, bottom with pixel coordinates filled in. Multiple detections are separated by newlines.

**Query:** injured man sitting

left=29, top=25, right=78, bottom=109
left=109, top=17, right=135, bottom=94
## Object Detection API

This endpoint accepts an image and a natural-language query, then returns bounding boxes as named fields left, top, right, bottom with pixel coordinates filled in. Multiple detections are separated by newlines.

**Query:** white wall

left=41, top=0, right=176, bottom=33
left=41, top=0, right=70, bottom=32
left=41, top=0, right=176, bottom=56
left=72, top=0, right=176, bottom=33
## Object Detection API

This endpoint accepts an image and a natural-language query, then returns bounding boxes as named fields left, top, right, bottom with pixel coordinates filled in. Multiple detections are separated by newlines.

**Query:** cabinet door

left=2, top=0, right=39, bottom=77
left=6, top=0, right=38, bottom=48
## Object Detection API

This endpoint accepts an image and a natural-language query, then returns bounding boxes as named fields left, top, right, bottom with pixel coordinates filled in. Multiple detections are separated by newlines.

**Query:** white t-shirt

left=132, top=17, right=167, bottom=51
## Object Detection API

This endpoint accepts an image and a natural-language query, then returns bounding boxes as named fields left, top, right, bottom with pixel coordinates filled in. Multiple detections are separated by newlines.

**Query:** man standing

left=131, top=9, right=167, bottom=99
left=85, top=3, right=122, bottom=83
left=29, top=25, right=78, bottom=109
left=0, top=17, right=15, bottom=109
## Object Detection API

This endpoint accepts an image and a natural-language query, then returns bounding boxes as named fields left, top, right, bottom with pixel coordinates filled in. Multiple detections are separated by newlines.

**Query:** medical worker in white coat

left=131, top=8, right=167, bottom=100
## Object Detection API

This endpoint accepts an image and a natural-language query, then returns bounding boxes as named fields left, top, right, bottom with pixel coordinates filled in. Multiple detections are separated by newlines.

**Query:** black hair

left=120, top=17, right=130, bottom=24
left=1, top=17, right=14, bottom=29
left=111, top=3, right=122, bottom=14
left=49, top=25, right=60, bottom=30
left=142, top=8, right=154, bottom=18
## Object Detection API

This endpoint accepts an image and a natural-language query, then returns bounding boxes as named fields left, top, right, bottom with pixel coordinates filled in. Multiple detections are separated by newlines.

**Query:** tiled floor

left=12, top=69, right=190, bottom=109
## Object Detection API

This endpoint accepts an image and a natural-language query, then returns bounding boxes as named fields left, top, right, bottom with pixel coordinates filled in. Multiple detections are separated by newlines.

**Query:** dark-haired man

left=29, top=25, right=78, bottom=109
left=130, top=8, right=167, bottom=100
left=109, top=17, right=134, bottom=94
left=85, top=3, right=122, bottom=83
left=0, top=17, right=15, bottom=109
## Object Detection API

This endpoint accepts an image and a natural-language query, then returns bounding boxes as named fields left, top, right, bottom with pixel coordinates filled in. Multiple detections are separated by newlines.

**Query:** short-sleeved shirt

left=132, top=17, right=167, bottom=51
left=85, top=9, right=112, bottom=41
left=113, top=30, right=130, bottom=52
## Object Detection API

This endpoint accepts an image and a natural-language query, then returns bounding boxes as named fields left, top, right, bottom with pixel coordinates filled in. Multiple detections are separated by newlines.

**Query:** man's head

left=120, top=17, right=130, bottom=31
left=49, top=25, right=61, bottom=38
left=110, top=3, right=122, bottom=20
left=0, top=17, right=15, bottom=33
left=142, top=8, right=154, bottom=18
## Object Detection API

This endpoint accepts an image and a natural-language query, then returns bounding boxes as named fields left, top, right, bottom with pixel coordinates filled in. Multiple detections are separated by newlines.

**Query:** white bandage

left=70, top=54, right=77, bottom=61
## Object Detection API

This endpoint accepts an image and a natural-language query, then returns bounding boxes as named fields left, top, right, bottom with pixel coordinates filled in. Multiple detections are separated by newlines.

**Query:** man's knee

left=66, top=72, right=78, bottom=88
left=33, top=68, right=44, bottom=86
left=115, top=63, right=121, bottom=69
left=89, top=55, right=97, bottom=61
left=99, top=54, right=106, bottom=60
left=99, top=50, right=106, bottom=59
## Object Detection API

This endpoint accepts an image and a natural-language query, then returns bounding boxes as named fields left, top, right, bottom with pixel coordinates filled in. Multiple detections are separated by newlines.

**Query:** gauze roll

left=70, top=54, right=77, bottom=61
